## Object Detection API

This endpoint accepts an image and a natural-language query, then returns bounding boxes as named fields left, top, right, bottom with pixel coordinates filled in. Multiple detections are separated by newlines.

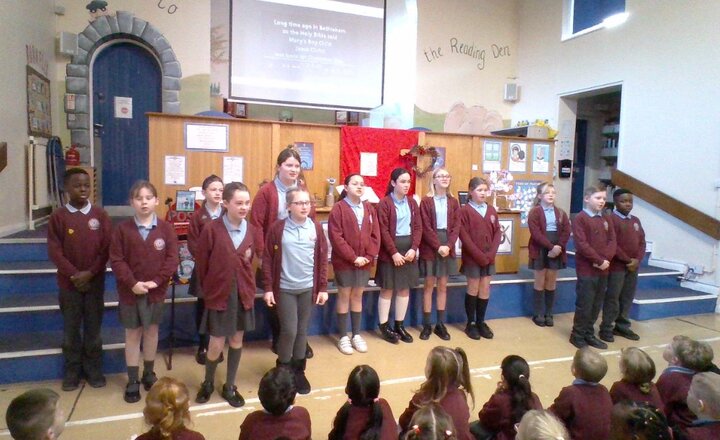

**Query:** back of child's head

left=610, top=402, right=671, bottom=440
left=677, top=338, right=713, bottom=371
left=572, top=347, right=608, bottom=383
left=688, top=372, right=720, bottom=419
left=329, top=365, right=383, bottom=440
left=500, top=355, right=534, bottom=424
left=63, top=167, right=89, bottom=185
left=420, top=346, right=474, bottom=407
left=402, top=403, right=457, bottom=440
left=6, top=388, right=61, bottom=440
left=516, top=410, right=569, bottom=440
left=258, top=366, right=296, bottom=416
left=223, top=181, right=249, bottom=201
left=620, top=347, right=656, bottom=393
left=128, top=180, right=158, bottom=200
left=143, top=377, right=191, bottom=439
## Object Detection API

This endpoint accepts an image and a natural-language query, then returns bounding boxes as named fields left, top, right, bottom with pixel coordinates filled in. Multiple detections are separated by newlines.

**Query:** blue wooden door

left=93, top=43, right=161, bottom=206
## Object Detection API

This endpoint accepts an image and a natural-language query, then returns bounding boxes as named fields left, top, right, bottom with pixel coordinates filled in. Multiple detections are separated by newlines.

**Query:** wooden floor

left=1, top=312, right=719, bottom=439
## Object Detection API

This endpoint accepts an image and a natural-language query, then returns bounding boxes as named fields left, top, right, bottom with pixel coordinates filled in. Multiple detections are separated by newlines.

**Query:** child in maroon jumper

left=570, top=185, right=616, bottom=350
left=657, top=335, right=714, bottom=430
left=239, top=366, right=311, bottom=440
left=137, top=377, right=205, bottom=440
left=402, top=404, right=459, bottom=440
left=48, top=168, right=111, bottom=391
left=684, top=372, right=720, bottom=439
left=601, top=188, right=645, bottom=343
left=458, top=177, right=500, bottom=340
left=610, top=347, right=663, bottom=410
left=110, top=181, right=179, bottom=403
left=549, top=347, right=613, bottom=440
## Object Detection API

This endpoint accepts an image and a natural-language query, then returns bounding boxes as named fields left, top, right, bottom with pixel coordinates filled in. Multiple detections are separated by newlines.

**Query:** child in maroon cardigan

left=419, top=167, right=460, bottom=341
left=110, top=181, right=178, bottom=403
left=48, top=168, right=111, bottom=391
left=187, top=174, right=224, bottom=365
left=328, top=173, right=380, bottom=355
left=399, top=346, right=474, bottom=440
left=263, top=188, right=328, bottom=394
left=193, top=182, right=255, bottom=408
left=527, top=182, right=570, bottom=327
left=458, top=177, right=500, bottom=340
left=402, top=404, right=458, bottom=440
left=610, top=347, right=663, bottom=410
left=550, top=347, right=613, bottom=440
left=684, top=372, right=720, bottom=439
left=239, top=366, right=311, bottom=440
left=570, top=185, right=616, bottom=349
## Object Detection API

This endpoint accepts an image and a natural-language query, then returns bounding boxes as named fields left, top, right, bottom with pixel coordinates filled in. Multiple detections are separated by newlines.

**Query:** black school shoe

left=61, top=374, right=80, bottom=392
left=613, top=327, right=640, bottom=341
left=419, top=324, right=433, bottom=340
left=433, top=323, right=451, bottom=341
left=478, top=322, right=494, bottom=339
left=394, top=323, right=413, bottom=343
left=306, top=343, right=314, bottom=359
left=86, top=373, right=107, bottom=388
left=221, top=384, right=245, bottom=407
left=599, top=332, right=615, bottom=343
left=124, top=380, right=141, bottom=403
left=141, top=371, right=158, bottom=391
left=585, top=335, right=608, bottom=350
left=569, top=334, right=588, bottom=349
left=532, top=316, right=546, bottom=327
left=378, top=322, right=399, bottom=344
left=545, top=315, right=555, bottom=327
left=195, top=380, right=214, bottom=403
left=465, top=322, right=481, bottom=340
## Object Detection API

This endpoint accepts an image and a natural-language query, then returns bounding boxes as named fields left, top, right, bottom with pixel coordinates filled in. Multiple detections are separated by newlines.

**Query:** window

left=563, top=0, right=626, bottom=40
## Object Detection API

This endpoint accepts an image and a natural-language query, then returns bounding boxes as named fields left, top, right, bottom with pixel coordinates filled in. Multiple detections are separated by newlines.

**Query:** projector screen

left=230, top=0, right=385, bottom=109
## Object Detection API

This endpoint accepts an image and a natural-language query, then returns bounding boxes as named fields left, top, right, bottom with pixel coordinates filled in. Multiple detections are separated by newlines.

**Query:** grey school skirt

left=529, top=231, right=566, bottom=270
left=461, top=262, right=496, bottom=278
left=375, top=236, right=420, bottom=290
left=335, top=268, right=371, bottom=288
left=119, top=295, right=164, bottom=329
left=200, top=281, right=255, bottom=337
left=420, top=229, right=459, bottom=278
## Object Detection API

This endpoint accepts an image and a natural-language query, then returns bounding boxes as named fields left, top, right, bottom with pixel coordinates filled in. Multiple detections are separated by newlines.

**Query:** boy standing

left=570, top=186, right=616, bottom=349
left=600, top=189, right=645, bottom=342
left=47, top=169, right=111, bottom=390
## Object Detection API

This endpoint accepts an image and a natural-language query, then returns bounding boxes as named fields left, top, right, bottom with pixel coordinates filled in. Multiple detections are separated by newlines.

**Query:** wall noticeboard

left=26, top=66, right=52, bottom=138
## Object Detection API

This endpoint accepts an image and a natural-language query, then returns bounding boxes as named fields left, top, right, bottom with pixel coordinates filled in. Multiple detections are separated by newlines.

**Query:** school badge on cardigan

left=88, top=218, right=100, bottom=230
left=604, top=221, right=609, bottom=230
left=68, top=228, right=75, bottom=235
left=153, top=238, right=166, bottom=251
left=633, top=223, right=639, bottom=231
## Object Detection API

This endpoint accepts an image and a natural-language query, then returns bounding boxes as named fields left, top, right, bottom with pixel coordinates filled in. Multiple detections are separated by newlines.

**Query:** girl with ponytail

left=138, top=377, right=204, bottom=440
left=609, top=347, right=663, bottom=409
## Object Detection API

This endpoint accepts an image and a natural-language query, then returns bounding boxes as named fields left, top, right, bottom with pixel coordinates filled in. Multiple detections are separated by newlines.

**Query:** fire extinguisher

left=65, top=144, right=80, bottom=166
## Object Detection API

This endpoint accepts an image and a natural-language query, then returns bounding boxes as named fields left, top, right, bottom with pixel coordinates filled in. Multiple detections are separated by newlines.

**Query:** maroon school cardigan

left=458, top=204, right=501, bottom=267
left=109, top=219, right=178, bottom=305
left=262, top=219, right=328, bottom=303
left=610, top=213, right=646, bottom=272
left=478, top=390, right=543, bottom=440
left=609, top=379, right=664, bottom=410
left=328, top=200, right=380, bottom=272
left=336, top=398, right=398, bottom=440
left=187, top=202, right=223, bottom=258
left=419, top=195, right=461, bottom=260
left=375, top=195, right=422, bottom=262
left=195, top=218, right=255, bottom=311
left=527, top=204, right=571, bottom=264
left=571, top=211, right=616, bottom=277
left=657, top=368, right=697, bottom=429
left=47, top=205, right=112, bottom=290
left=238, top=406, right=311, bottom=440
left=399, top=386, right=473, bottom=440
left=549, top=383, right=613, bottom=440
left=685, top=421, right=720, bottom=440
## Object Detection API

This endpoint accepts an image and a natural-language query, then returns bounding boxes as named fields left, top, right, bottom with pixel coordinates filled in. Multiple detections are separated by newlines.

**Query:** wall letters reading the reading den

left=423, top=37, right=511, bottom=71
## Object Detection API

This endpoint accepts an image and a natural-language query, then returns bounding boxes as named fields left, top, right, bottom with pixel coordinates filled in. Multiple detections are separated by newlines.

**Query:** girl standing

left=194, top=182, right=255, bottom=407
left=419, top=167, right=460, bottom=341
left=458, top=177, right=500, bottom=340
left=263, top=188, right=328, bottom=394
left=375, top=168, right=422, bottom=344
left=527, top=182, right=570, bottom=327
left=137, top=377, right=205, bottom=440
left=110, top=181, right=178, bottom=403
left=187, top=174, right=224, bottom=365
left=328, top=174, right=380, bottom=354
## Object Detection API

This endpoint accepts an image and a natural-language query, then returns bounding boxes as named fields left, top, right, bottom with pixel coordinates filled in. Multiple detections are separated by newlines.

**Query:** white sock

left=395, top=296, right=410, bottom=321
left=378, top=297, right=392, bottom=324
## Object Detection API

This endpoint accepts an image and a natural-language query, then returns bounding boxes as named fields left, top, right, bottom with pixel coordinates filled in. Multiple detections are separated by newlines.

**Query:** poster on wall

left=532, top=143, right=550, bottom=173
left=295, top=142, right=314, bottom=170
left=508, top=142, right=527, bottom=172
left=483, top=140, right=502, bottom=172
left=164, top=155, right=186, bottom=185
left=26, top=66, right=52, bottom=138
left=223, top=156, right=244, bottom=183
left=360, top=152, right=378, bottom=177
left=433, top=147, right=446, bottom=170
left=185, top=123, right=229, bottom=152
left=498, top=219, right=513, bottom=254
left=114, top=96, right=133, bottom=119
left=511, top=180, right=542, bottom=227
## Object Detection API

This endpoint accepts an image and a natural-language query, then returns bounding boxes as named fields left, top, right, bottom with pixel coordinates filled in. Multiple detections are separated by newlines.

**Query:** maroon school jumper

left=572, top=211, right=616, bottom=277
left=262, top=219, right=328, bottom=301
left=419, top=195, right=461, bottom=261
left=610, top=213, right=646, bottom=272
left=238, top=406, right=311, bottom=440
left=195, top=218, right=255, bottom=311
left=685, top=421, right=720, bottom=440
left=549, top=382, right=613, bottom=440
left=328, top=200, right=381, bottom=272
left=478, top=390, right=543, bottom=440
left=109, top=219, right=179, bottom=306
left=657, top=367, right=697, bottom=429
left=609, top=379, right=664, bottom=410
left=48, top=204, right=112, bottom=290
left=399, top=386, right=473, bottom=440
left=136, top=427, right=205, bottom=440
left=187, top=203, right=222, bottom=259
left=527, top=205, right=571, bottom=265
left=337, top=398, right=398, bottom=440
left=375, top=195, right=422, bottom=262
left=458, top=204, right=501, bottom=268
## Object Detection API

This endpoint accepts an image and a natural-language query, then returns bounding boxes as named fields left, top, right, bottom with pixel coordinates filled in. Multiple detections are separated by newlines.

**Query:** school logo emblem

left=633, top=223, right=639, bottom=231
left=154, top=238, right=166, bottom=251
left=604, top=221, right=609, bottom=230
left=68, top=228, right=74, bottom=235
left=88, top=218, right=100, bottom=230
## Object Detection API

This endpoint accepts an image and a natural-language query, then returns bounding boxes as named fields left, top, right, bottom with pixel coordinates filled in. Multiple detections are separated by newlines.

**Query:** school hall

left=2, top=1, right=720, bottom=439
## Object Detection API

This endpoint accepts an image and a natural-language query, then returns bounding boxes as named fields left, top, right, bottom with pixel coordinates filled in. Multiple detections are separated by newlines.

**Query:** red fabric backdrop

left=340, top=126, right=420, bottom=199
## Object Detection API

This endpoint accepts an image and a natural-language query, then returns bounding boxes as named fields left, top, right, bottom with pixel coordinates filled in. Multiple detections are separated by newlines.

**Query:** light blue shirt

left=434, top=195, right=448, bottom=230
left=343, top=197, right=364, bottom=227
left=391, top=193, right=411, bottom=236
left=583, top=208, right=602, bottom=218
left=280, top=217, right=316, bottom=290
left=613, top=209, right=631, bottom=220
left=469, top=200, right=487, bottom=217
left=134, top=215, right=157, bottom=241
left=275, top=177, right=297, bottom=220
left=65, top=202, right=91, bottom=215
left=542, top=204, right=557, bottom=232
left=572, top=379, right=600, bottom=387
left=206, top=203, right=222, bottom=220
left=222, top=214, right=246, bottom=249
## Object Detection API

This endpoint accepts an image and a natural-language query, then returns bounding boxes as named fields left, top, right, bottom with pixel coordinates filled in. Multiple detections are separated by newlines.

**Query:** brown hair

left=620, top=348, right=656, bottom=394
left=143, top=377, right=192, bottom=440
left=671, top=336, right=714, bottom=371
left=276, top=146, right=302, bottom=168
left=417, top=346, right=474, bottom=408
left=222, top=181, right=250, bottom=202
left=533, top=182, right=554, bottom=207
left=6, top=389, right=60, bottom=440
left=468, top=177, right=489, bottom=193
left=128, top=180, right=158, bottom=200
left=583, top=185, right=605, bottom=198
left=402, top=403, right=457, bottom=440
left=573, top=347, right=608, bottom=383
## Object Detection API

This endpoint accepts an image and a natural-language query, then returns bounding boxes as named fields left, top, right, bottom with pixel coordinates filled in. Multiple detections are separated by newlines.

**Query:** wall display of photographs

left=26, top=66, right=52, bottom=138
left=508, top=142, right=527, bottom=172
left=483, top=140, right=502, bottom=172
left=511, top=180, right=542, bottom=227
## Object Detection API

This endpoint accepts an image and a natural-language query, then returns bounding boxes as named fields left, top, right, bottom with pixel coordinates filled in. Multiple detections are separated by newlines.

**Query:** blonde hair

left=573, top=347, right=608, bottom=383
left=143, top=377, right=192, bottom=439
left=418, top=347, right=474, bottom=408
left=620, top=347, right=656, bottom=394
left=516, top=410, right=569, bottom=440
left=427, top=167, right=454, bottom=197
left=403, top=403, right=457, bottom=440
left=533, top=182, right=555, bottom=207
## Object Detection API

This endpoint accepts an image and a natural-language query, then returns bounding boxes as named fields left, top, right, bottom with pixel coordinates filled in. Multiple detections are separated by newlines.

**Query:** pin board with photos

left=26, top=66, right=52, bottom=138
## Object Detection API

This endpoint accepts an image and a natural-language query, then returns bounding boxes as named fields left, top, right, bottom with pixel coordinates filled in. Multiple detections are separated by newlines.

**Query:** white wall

left=0, top=1, right=57, bottom=236
left=514, top=0, right=720, bottom=286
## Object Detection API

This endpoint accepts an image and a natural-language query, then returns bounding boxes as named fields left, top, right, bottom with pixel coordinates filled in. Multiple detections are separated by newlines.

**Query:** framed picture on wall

left=175, top=190, right=196, bottom=213
left=532, top=143, right=550, bottom=173
left=498, top=219, right=513, bottom=254
left=348, top=111, right=360, bottom=125
left=232, top=102, right=248, bottom=118
left=335, top=111, right=348, bottom=125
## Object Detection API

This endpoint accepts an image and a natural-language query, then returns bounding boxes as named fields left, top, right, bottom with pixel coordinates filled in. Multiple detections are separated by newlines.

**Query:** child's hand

left=597, top=260, right=610, bottom=271
left=144, top=281, right=158, bottom=290
left=71, top=271, right=93, bottom=289
left=132, top=282, right=148, bottom=295
left=392, top=253, right=405, bottom=266
left=548, top=245, right=562, bottom=258
left=354, top=256, right=369, bottom=267
left=627, top=258, right=640, bottom=272
left=264, top=291, right=276, bottom=307
left=316, top=291, right=328, bottom=305
left=438, top=246, right=450, bottom=257
left=404, top=249, right=417, bottom=262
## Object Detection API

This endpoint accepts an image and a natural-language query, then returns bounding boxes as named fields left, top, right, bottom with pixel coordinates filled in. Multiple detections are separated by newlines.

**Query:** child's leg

left=59, top=288, right=83, bottom=385
left=394, top=288, right=412, bottom=342
left=293, top=290, right=313, bottom=360
left=616, top=270, right=639, bottom=335
left=589, top=276, right=608, bottom=333
left=378, top=289, right=393, bottom=325
left=124, top=327, right=142, bottom=383
left=82, top=279, right=105, bottom=382
left=543, top=269, right=558, bottom=325
left=349, top=287, right=364, bottom=336
left=476, top=276, right=493, bottom=338
left=532, top=269, right=547, bottom=320
left=225, top=331, right=244, bottom=387
left=436, top=275, right=448, bottom=323
left=336, top=287, right=351, bottom=337
left=277, top=290, right=300, bottom=363
left=600, top=271, right=624, bottom=337
left=571, top=277, right=593, bottom=343
left=465, top=277, right=480, bottom=322
left=141, top=325, right=159, bottom=388
left=422, top=276, right=437, bottom=326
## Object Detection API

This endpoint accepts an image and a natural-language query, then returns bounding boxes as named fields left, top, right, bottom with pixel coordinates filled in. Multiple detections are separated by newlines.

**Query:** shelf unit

left=600, top=122, right=619, bottom=207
